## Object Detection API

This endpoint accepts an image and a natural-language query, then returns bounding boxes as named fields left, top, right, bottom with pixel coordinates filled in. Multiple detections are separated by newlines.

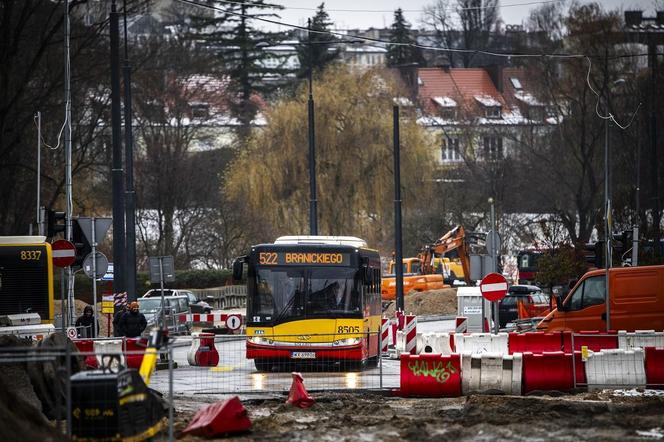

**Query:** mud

left=172, top=391, right=664, bottom=441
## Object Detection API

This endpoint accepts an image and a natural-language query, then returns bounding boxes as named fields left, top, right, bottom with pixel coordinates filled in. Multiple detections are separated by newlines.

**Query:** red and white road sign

left=52, top=239, right=76, bottom=267
left=480, top=272, right=508, bottom=302
left=225, top=314, right=242, bottom=331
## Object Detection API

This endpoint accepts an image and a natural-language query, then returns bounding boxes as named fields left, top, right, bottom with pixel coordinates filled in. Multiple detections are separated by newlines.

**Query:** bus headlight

left=333, top=338, right=361, bottom=346
left=248, top=336, right=274, bottom=345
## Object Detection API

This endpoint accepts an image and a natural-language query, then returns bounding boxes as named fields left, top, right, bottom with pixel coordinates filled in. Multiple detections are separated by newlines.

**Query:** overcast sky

left=263, top=0, right=657, bottom=31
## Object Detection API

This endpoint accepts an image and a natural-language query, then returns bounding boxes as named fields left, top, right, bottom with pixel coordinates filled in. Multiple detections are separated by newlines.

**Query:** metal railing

left=190, top=285, right=247, bottom=310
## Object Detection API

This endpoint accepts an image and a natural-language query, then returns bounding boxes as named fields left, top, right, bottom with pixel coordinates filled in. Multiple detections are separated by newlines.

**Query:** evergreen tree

left=188, top=0, right=289, bottom=140
left=296, top=3, right=339, bottom=77
left=387, top=8, right=423, bottom=67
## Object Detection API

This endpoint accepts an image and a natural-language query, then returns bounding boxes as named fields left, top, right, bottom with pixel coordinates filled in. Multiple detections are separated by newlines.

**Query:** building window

left=442, top=137, right=461, bottom=162
left=191, top=103, right=210, bottom=119
left=510, top=77, right=523, bottom=90
left=482, top=137, right=503, bottom=160
left=485, top=106, right=501, bottom=119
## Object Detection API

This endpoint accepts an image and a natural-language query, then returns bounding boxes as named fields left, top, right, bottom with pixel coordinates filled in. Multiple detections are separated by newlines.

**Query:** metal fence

left=190, top=285, right=247, bottom=310
left=155, top=331, right=399, bottom=396
left=0, top=341, right=175, bottom=441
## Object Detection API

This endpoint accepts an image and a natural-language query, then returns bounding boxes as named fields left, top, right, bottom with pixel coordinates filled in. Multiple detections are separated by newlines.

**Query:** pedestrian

left=112, top=303, right=128, bottom=337
left=75, top=305, right=99, bottom=338
left=118, top=301, right=147, bottom=338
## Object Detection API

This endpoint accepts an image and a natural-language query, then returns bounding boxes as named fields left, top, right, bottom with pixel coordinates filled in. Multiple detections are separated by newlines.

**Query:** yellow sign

left=102, top=301, right=115, bottom=314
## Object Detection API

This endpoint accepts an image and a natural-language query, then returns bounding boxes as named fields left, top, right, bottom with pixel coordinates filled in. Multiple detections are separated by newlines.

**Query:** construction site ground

left=383, top=288, right=458, bottom=317
left=172, top=390, right=664, bottom=441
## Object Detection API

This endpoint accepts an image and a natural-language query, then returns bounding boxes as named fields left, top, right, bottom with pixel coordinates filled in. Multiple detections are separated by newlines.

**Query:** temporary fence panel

left=461, top=352, right=522, bottom=395
left=148, top=332, right=393, bottom=396
left=618, top=330, right=664, bottom=350
left=455, top=333, right=509, bottom=356
left=399, top=353, right=462, bottom=397
left=573, top=331, right=618, bottom=352
left=416, top=332, right=454, bottom=355
left=584, top=348, right=647, bottom=390
left=644, top=347, right=664, bottom=388
left=522, top=351, right=574, bottom=394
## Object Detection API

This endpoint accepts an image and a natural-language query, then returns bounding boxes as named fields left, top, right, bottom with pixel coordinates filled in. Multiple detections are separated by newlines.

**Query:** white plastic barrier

left=94, top=339, right=126, bottom=370
left=396, top=330, right=405, bottom=354
left=461, top=352, right=522, bottom=395
left=585, top=348, right=647, bottom=390
left=618, top=330, right=664, bottom=350
left=455, top=332, right=509, bottom=355
left=416, top=332, right=454, bottom=355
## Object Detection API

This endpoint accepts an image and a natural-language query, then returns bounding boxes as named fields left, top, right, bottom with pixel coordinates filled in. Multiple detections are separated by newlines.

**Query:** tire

left=254, top=359, right=272, bottom=372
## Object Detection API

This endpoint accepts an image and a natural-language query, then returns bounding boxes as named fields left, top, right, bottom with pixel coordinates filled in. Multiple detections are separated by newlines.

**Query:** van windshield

left=566, top=276, right=605, bottom=311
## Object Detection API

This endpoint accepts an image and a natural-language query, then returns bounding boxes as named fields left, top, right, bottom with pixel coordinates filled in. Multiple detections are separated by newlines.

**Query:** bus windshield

left=251, top=267, right=361, bottom=324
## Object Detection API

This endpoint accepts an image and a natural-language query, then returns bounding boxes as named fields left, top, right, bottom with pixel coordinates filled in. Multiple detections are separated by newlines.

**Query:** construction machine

left=380, top=257, right=446, bottom=300
left=418, top=225, right=473, bottom=285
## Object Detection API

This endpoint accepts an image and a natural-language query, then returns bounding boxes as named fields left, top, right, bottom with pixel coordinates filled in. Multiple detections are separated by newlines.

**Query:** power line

left=212, top=0, right=565, bottom=13
left=175, top=0, right=641, bottom=129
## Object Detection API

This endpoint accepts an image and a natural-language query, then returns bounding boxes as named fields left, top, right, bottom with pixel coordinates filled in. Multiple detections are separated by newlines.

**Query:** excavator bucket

left=178, top=396, right=251, bottom=439
left=286, top=372, right=315, bottom=408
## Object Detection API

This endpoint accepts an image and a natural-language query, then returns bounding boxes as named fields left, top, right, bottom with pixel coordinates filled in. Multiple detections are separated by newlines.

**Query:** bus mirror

left=232, top=258, right=244, bottom=281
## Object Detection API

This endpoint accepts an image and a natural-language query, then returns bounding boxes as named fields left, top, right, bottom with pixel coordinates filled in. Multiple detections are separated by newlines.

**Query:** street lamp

left=604, top=78, right=626, bottom=332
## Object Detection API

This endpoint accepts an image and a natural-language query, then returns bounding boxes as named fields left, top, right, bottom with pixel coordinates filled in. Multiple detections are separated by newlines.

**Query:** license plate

left=291, top=351, right=316, bottom=359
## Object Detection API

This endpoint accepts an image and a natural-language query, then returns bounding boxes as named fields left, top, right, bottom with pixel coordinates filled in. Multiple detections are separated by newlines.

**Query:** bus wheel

left=346, top=360, right=365, bottom=372
left=254, top=359, right=272, bottom=372
left=366, top=355, right=378, bottom=368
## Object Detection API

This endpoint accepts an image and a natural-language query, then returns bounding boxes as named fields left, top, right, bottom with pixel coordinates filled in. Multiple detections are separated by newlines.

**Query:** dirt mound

left=384, top=288, right=457, bottom=317
left=173, top=391, right=664, bottom=441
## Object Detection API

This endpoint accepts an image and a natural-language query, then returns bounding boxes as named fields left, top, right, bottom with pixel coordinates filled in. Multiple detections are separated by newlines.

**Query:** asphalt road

left=149, top=319, right=454, bottom=397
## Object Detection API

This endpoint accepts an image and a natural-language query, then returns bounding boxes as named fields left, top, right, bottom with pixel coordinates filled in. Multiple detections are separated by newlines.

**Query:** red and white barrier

left=381, top=318, right=390, bottom=354
left=455, top=316, right=468, bottom=333
left=187, top=332, right=220, bottom=367
left=404, top=314, right=417, bottom=355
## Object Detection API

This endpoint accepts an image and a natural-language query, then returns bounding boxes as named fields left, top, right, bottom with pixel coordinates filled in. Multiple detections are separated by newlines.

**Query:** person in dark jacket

left=75, top=305, right=99, bottom=338
left=118, top=301, right=147, bottom=338
left=112, top=303, right=128, bottom=337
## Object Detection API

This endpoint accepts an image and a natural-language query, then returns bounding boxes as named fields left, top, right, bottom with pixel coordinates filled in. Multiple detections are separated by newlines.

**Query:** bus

left=0, top=236, right=55, bottom=337
left=234, top=236, right=382, bottom=372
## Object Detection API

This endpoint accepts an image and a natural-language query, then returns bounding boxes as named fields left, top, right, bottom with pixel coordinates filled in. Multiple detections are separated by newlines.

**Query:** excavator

left=381, top=225, right=476, bottom=300
left=418, top=225, right=472, bottom=285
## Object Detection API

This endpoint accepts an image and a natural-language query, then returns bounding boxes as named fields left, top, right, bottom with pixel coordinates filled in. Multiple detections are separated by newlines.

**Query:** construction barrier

left=618, top=330, right=664, bottom=350
left=404, top=315, right=417, bottom=355
left=644, top=347, right=664, bottom=387
left=455, top=316, right=468, bottom=333
left=573, top=331, right=618, bottom=352
left=508, top=331, right=570, bottom=354
left=584, top=348, right=646, bottom=390
left=187, top=332, right=220, bottom=367
left=380, top=318, right=390, bottom=354
left=416, top=332, right=454, bottom=355
left=124, top=338, right=147, bottom=369
left=461, top=352, right=522, bottom=395
left=522, top=351, right=574, bottom=393
left=72, top=339, right=99, bottom=368
left=455, top=332, right=509, bottom=355
left=93, top=339, right=125, bottom=369
left=400, top=353, right=462, bottom=397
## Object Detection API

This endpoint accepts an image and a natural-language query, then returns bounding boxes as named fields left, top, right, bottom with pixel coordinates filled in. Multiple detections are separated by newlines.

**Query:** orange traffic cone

left=517, top=300, right=529, bottom=320
left=286, top=372, right=315, bottom=408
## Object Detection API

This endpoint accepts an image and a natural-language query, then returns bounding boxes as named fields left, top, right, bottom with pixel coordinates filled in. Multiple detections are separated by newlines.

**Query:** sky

left=262, top=0, right=657, bottom=31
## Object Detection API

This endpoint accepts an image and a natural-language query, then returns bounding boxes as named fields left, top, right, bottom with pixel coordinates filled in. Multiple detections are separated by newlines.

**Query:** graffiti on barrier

left=407, top=360, right=458, bottom=383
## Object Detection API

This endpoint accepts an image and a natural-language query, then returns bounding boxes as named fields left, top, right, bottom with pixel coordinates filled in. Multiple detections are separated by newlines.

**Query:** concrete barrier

left=461, top=352, right=522, bottom=395
left=585, top=348, right=646, bottom=390
left=618, top=330, right=664, bottom=350
left=455, top=332, right=509, bottom=355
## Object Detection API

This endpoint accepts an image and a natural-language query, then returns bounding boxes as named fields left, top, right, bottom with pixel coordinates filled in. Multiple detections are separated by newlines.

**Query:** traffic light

left=72, top=218, right=92, bottom=268
left=46, top=209, right=66, bottom=238
left=583, top=241, right=604, bottom=268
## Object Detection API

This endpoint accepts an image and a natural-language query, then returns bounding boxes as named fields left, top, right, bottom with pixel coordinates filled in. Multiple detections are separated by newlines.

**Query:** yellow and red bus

left=0, top=236, right=54, bottom=327
left=234, top=236, right=382, bottom=371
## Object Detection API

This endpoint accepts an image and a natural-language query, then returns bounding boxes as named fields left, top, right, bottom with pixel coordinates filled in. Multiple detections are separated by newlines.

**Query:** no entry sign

left=480, top=272, right=508, bottom=302
left=52, top=239, right=76, bottom=268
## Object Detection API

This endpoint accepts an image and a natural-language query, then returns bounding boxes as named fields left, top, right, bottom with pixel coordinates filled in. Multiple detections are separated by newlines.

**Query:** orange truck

left=536, top=264, right=664, bottom=332
left=380, top=257, right=446, bottom=300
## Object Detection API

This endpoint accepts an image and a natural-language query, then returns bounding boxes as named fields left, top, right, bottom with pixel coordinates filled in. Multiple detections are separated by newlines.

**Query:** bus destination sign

left=258, top=251, right=349, bottom=266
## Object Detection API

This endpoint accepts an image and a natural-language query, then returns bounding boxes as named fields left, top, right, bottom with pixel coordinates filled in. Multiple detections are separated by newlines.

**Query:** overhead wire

left=178, top=0, right=642, bottom=129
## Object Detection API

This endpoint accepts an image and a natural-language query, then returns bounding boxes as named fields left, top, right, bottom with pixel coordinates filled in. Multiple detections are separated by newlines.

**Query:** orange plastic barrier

left=399, top=353, right=462, bottom=397
left=522, top=352, right=574, bottom=393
